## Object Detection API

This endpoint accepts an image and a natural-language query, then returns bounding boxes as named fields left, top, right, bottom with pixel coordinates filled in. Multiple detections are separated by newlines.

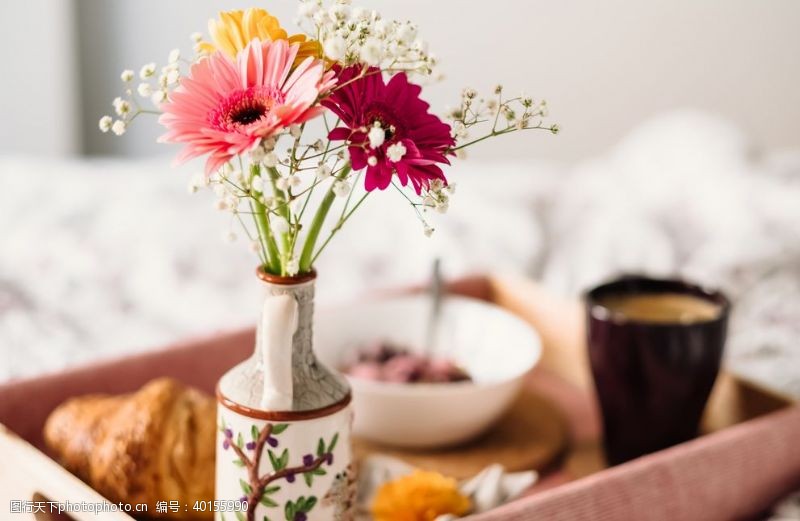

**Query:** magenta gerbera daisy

left=158, top=39, right=336, bottom=175
left=322, top=66, right=455, bottom=193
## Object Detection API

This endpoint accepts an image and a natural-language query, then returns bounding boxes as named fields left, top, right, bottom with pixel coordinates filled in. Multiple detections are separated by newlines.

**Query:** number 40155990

left=193, top=500, right=248, bottom=512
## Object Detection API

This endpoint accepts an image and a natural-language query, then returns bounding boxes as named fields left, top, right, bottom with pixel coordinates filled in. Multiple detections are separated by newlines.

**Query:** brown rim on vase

left=256, top=266, right=317, bottom=285
left=216, top=386, right=352, bottom=421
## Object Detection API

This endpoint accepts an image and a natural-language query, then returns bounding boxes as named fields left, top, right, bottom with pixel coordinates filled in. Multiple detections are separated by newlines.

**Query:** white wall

left=5, top=0, right=800, bottom=162
left=0, top=0, right=80, bottom=156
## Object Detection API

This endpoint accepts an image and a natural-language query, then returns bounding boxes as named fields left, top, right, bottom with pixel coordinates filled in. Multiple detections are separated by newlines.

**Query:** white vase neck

left=254, top=276, right=350, bottom=411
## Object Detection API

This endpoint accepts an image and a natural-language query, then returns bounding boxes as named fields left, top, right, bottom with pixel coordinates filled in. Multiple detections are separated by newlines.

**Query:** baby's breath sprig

left=446, top=85, right=559, bottom=155
left=98, top=44, right=191, bottom=136
left=296, top=0, right=436, bottom=76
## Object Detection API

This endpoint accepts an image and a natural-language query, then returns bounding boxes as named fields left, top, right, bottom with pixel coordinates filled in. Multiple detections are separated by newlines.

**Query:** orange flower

left=198, top=8, right=322, bottom=66
left=371, top=470, right=471, bottom=521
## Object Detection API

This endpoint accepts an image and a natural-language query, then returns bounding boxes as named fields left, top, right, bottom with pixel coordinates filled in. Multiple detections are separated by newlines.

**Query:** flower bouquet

left=100, top=2, right=556, bottom=519
left=101, top=2, right=556, bottom=278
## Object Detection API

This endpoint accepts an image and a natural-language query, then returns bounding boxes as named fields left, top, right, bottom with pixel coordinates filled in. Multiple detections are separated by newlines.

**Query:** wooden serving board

left=352, top=387, right=567, bottom=479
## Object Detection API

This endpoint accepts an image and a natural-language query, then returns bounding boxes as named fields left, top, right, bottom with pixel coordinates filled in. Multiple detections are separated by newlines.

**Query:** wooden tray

left=353, top=387, right=567, bottom=479
left=0, top=274, right=793, bottom=520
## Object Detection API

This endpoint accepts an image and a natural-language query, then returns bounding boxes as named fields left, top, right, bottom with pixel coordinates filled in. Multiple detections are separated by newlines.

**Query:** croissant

left=44, top=378, right=215, bottom=520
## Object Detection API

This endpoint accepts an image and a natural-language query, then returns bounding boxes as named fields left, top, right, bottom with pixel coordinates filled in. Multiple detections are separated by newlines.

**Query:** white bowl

left=314, top=294, right=541, bottom=448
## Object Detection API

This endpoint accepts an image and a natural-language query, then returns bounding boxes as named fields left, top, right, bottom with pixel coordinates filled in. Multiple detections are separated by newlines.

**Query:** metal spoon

left=425, top=258, right=444, bottom=353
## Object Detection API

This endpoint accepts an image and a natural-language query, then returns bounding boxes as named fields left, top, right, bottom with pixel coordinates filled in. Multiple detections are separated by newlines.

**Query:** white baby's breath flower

left=230, top=169, right=245, bottom=184
left=323, top=35, right=347, bottom=61
left=286, top=257, right=300, bottom=276
left=111, top=120, right=127, bottom=136
left=272, top=216, right=290, bottom=234
left=98, top=115, right=113, bottom=133
left=422, top=194, right=436, bottom=207
left=452, top=121, right=467, bottom=138
left=430, top=179, right=444, bottom=192
left=112, top=97, right=130, bottom=116
left=424, top=225, right=434, bottom=237
left=250, top=176, right=265, bottom=193
left=262, top=195, right=276, bottom=208
left=263, top=152, right=279, bottom=168
left=455, top=149, right=467, bottom=160
left=386, top=142, right=407, bottom=162
left=444, top=106, right=462, bottom=120
left=328, top=3, right=350, bottom=21
left=298, top=1, right=318, bottom=17
left=315, top=164, right=332, bottom=180
left=333, top=180, right=351, bottom=197
left=395, top=23, right=417, bottom=44
left=166, top=69, right=180, bottom=86
left=312, top=9, right=328, bottom=26
left=187, top=172, right=206, bottom=193
left=214, top=197, right=230, bottom=211
left=367, top=124, right=385, bottom=149
left=139, top=62, right=156, bottom=79
left=151, top=90, right=168, bottom=105
left=262, top=137, right=277, bottom=152
left=120, top=69, right=134, bottom=82
left=225, top=230, right=237, bottom=243
left=373, top=19, right=390, bottom=37
left=137, top=83, right=152, bottom=97
left=350, top=6, right=368, bottom=20
left=287, top=174, right=301, bottom=188
left=289, top=124, right=302, bottom=139
left=360, top=37, right=382, bottom=66
left=275, top=177, right=290, bottom=191
left=250, top=145, right=266, bottom=162
left=190, top=32, right=203, bottom=43
left=168, top=48, right=181, bottom=63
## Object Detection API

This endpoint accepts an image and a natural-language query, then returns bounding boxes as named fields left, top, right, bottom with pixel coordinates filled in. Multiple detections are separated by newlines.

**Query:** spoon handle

left=425, top=258, right=443, bottom=353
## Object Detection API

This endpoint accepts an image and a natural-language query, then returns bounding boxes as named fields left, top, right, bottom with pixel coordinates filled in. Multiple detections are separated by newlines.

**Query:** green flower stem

left=250, top=164, right=280, bottom=274
left=253, top=199, right=281, bottom=274
left=266, top=166, right=292, bottom=267
left=298, top=164, right=352, bottom=273
left=310, top=191, right=369, bottom=266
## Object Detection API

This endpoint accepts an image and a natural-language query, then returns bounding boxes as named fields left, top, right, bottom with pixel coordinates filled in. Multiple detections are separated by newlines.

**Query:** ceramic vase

left=215, top=270, right=354, bottom=521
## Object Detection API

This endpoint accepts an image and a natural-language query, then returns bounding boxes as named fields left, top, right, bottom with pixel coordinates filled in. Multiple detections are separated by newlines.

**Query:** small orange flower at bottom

left=371, top=470, right=472, bottom=521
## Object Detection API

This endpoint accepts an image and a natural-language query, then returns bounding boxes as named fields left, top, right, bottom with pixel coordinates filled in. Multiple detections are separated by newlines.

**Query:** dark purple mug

left=585, top=276, right=730, bottom=465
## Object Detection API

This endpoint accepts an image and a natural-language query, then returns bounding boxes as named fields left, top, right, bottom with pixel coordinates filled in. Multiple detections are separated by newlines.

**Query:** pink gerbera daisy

left=322, top=66, right=455, bottom=193
left=159, top=39, right=336, bottom=174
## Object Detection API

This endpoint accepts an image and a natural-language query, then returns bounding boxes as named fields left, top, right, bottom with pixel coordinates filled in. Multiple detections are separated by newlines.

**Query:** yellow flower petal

left=198, top=8, right=321, bottom=67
